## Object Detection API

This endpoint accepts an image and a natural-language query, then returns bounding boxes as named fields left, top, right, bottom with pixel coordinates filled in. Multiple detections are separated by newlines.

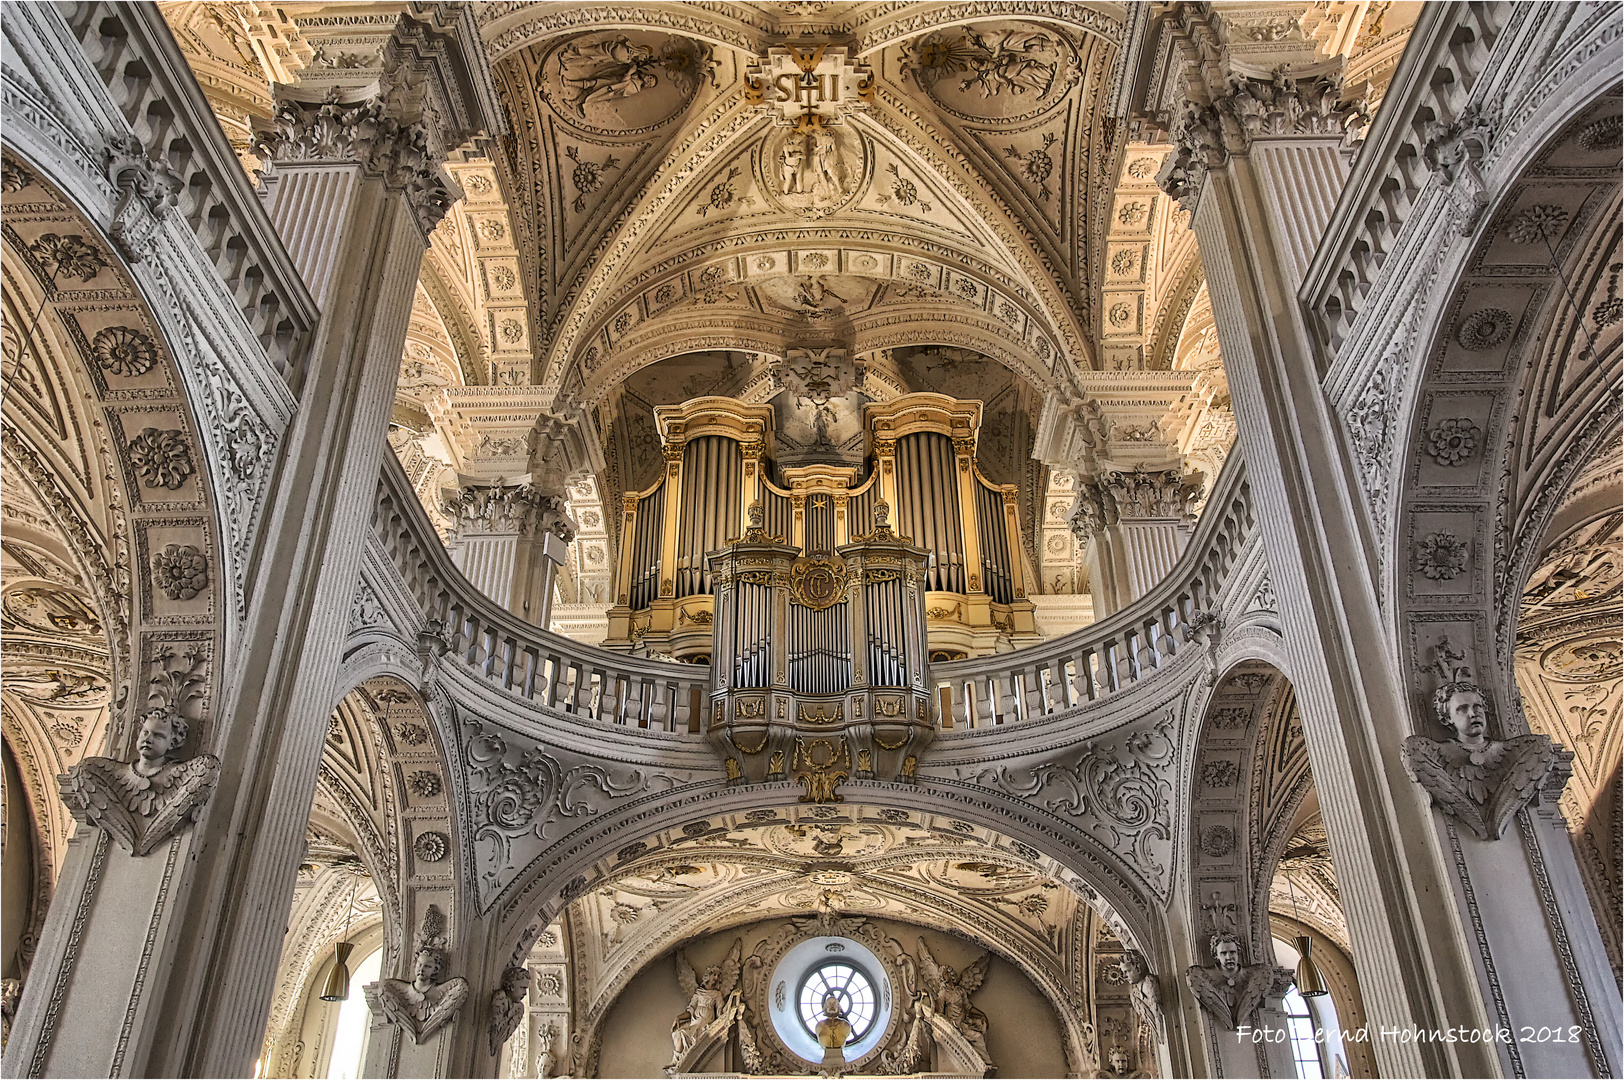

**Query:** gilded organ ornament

left=789, top=552, right=848, bottom=610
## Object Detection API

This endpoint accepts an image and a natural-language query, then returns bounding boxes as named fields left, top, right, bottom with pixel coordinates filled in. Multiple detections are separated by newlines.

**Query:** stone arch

left=0, top=154, right=235, bottom=992
left=1387, top=82, right=1621, bottom=736
left=474, top=774, right=1170, bottom=1009
left=548, top=809, right=1116, bottom=1078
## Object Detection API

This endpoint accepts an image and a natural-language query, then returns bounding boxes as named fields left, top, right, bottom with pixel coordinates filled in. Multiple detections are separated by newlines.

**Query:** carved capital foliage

left=102, top=131, right=180, bottom=264
left=252, top=95, right=458, bottom=236
left=1422, top=102, right=1498, bottom=236
left=1073, top=468, right=1203, bottom=537
left=442, top=483, right=577, bottom=543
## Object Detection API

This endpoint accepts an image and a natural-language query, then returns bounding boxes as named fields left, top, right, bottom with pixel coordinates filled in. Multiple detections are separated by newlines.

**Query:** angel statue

left=365, top=906, right=469, bottom=1045
left=1401, top=656, right=1569, bottom=841
left=668, top=940, right=742, bottom=1072
left=487, top=963, right=530, bottom=1055
left=1119, top=949, right=1165, bottom=1041
left=1183, top=931, right=1289, bottom=1031
left=917, top=938, right=992, bottom=1065
left=58, top=706, right=220, bottom=855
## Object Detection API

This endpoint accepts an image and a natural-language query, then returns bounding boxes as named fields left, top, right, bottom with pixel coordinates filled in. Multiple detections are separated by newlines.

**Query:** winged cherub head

left=1119, top=949, right=1147, bottom=983
left=500, top=964, right=530, bottom=1002
left=412, top=944, right=450, bottom=992
left=1209, top=932, right=1244, bottom=978
left=701, top=964, right=723, bottom=989
left=1433, top=682, right=1490, bottom=751
left=135, top=708, right=187, bottom=776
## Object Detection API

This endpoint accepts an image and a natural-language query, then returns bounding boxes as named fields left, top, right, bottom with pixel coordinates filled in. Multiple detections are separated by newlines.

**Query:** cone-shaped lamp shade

left=320, top=941, right=355, bottom=1002
left=1293, top=934, right=1329, bottom=997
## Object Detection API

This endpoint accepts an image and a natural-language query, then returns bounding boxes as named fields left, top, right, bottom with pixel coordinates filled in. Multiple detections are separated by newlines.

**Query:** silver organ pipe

left=976, top=483, right=1013, bottom=603
left=732, top=579, right=773, bottom=688
left=894, top=432, right=965, bottom=592
left=805, top=497, right=836, bottom=553
left=787, top=601, right=851, bottom=694
left=763, top=485, right=793, bottom=543
left=677, top=436, right=742, bottom=596
left=865, top=573, right=906, bottom=686
left=628, top=487, right=665, bottom=609
left=847, top=482, right=876, bottom=542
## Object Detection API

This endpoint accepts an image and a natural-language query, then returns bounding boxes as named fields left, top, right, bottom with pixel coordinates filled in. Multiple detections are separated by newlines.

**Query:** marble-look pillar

left=1153, top=7, right=1619, bottom=1077
left=1, top=12, right=502, bottom=1079
left=443, top=481, right=577, bottom=628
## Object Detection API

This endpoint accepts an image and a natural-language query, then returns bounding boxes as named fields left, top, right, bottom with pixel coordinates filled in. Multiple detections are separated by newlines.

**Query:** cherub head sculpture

left=1209, top=931, right=1244, bottom=977
left=412, top=943, right=451, bottom=991
left=1120, top=949, right=1148, bottom=983
left=499, top=964, right=529, bottom=1003
left=823, top=992, right=845, bottom=1018
left=1107, top=1046, right=1131, bottom=1075
left=701, top=964, right=723, bottom=990
left=135, top=708, right=187, bottom=775
left=1432, top=680, right=1490, bottom=751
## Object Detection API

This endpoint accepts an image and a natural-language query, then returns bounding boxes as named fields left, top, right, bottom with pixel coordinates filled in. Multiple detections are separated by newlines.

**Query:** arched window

left=326, top=947, right=383, bottom=1080
left=796, top=960, right=878, bottom=1041
left=1280, top=985, right=1324, bottom=1080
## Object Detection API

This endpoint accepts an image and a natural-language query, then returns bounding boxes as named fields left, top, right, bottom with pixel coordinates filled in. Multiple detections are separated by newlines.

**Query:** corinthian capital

left=252, top=92, right=459, bottom=236
left=443, top=482, right=577, bottom=543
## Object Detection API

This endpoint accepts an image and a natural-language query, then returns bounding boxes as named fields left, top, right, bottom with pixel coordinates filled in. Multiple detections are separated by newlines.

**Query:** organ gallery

left=0, top=2, right=1619, bottom=1079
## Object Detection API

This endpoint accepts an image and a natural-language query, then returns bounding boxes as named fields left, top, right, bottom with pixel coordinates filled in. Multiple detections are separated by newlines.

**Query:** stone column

left=1071, top=467, right=1201, bottom=618
left=5, top=13, right=501, bottom=1078
left=443, top=481, right=577, bottom=628
left=1149, top=8, right=1618, bottom=1078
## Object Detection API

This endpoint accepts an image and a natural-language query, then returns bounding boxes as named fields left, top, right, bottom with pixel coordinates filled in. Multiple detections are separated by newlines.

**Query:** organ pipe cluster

left=604, top=394, right=1037, bottom=796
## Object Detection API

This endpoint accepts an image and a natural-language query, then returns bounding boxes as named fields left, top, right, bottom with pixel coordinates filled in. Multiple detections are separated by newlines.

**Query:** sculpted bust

left=1402, top=679, right=1569, bottom=840
left=58, top=708, right=220, bottom=855
left=1120, top=949, right=1165, bottom=1040
left=1184, top=932, right=1289, bottom=1031
left=365, top=908, right=469, bottom=1045
left=487, top=963, right=529, bottom=1055
left=816, top=993, right=854, bottom=1070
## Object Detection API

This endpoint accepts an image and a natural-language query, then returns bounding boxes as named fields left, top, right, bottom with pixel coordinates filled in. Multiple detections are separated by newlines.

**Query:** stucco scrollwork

left=962, top=713, right=1177, bottom=887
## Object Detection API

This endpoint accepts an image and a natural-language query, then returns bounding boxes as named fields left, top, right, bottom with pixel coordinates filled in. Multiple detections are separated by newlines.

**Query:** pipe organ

left=605, top=394, right=1037, bottom=795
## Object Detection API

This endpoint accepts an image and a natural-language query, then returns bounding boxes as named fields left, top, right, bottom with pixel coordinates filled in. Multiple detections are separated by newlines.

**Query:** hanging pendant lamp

left=1293, top=934, right=1329, bottom=998
left=320, top=871, right=361, bottom=1002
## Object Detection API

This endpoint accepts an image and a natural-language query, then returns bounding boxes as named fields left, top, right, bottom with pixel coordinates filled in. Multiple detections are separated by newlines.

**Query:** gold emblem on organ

left=789, top=552, right=848, bottom=610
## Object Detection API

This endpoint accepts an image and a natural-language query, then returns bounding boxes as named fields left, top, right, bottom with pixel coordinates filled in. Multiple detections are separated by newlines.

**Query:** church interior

left=0, top=2, right=1619, bottom=1078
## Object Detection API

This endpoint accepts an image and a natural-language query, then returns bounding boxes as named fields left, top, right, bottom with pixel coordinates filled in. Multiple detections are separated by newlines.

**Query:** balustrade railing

left=57, top=1, right=317, bottom=388
left=375, top=458, right=712, bottom=734
left=931, top=459, right=1255, bottom=730
left=1300, top=2, right=1507, bottom=362
left=375, top=450, right=1256, bottom=739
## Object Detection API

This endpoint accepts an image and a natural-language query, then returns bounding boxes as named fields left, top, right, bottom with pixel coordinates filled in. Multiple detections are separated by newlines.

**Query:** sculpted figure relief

left=488, top=963, right=530, bottom=1055
left=1120, top=949, right=1165, bottom=1040
left=917, top=938, right=992, bottom=1065
left=1184, top=931, right=1288, bottom=1031
left=365, top=906, right=470, bottom=1045
left=1401, top=651, right=1569, bottom=840
left=668, top=939, right=742, bottom=1073
left=58, top=707, right=220, bottom=855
